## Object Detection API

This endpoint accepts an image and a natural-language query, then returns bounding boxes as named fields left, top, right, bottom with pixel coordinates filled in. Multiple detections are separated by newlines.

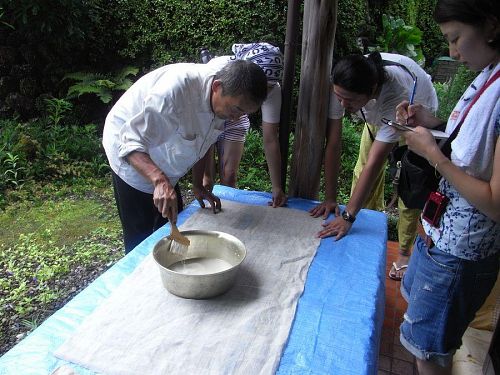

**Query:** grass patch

left=0, top=197, right=119, bottom=250
left=0, top=181, right=120, bottom=253
left=0, top=178, right=123, bottom=353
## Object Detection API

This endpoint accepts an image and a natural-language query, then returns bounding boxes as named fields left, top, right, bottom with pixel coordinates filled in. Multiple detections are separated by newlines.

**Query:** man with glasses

left=103, top=60, right=267, bottom=253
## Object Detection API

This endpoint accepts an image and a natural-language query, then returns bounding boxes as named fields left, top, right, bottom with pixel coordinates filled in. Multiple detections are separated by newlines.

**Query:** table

left=0, top=185, right=387, bottom=375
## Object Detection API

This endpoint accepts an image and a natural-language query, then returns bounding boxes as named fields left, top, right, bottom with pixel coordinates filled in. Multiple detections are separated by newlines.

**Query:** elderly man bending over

left=103, top=60, right=268, bottom=253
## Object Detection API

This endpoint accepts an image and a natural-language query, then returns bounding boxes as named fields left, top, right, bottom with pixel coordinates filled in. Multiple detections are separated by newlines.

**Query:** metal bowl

left=153, top=230, right=246, bottom=299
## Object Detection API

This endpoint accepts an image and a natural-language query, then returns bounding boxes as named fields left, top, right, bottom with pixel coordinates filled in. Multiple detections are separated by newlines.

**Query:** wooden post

left=289, top=0, right=337, bottom=199
left=279, top=0, right=301, bottom=192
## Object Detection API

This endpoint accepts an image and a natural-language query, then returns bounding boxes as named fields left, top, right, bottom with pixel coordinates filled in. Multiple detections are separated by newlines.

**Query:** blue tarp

left=0, top=185, right=387, bottom=375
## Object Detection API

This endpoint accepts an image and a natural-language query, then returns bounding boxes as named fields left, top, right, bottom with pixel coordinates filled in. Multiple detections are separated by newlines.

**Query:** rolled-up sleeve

left=261, top=85, right=282, bottom=123
left=118, top=94, right=176, bottom=159
left=328, top=91, right=344, bottom=120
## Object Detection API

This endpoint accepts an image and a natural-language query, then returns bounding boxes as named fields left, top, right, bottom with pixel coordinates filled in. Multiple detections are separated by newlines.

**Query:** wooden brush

left=167, top=222, right=190, bottom=253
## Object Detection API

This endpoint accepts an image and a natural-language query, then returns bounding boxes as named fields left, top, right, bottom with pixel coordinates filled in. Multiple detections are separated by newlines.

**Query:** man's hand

left=309, top=199, right=340, bottom=219
left=268, top=188, right=287, bottom=207
left=126, top=151, right=180, bottom=222
left=193, top=185, right=222, bottom=213
left=153, top=180, right=179, bottom=222
left=316, top=215, right=352, bottom=241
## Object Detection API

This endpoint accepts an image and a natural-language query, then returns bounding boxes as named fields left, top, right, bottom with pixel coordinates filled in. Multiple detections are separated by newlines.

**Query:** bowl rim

left=152, top=230, right=247, bottom=276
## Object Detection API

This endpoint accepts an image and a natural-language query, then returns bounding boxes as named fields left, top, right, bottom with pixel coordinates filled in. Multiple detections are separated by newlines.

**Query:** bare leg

left=416, top=358, right=452, bottom=375
left=218, top=139, right=244, bottom=188
left=390, top=197, right=420, bottom=280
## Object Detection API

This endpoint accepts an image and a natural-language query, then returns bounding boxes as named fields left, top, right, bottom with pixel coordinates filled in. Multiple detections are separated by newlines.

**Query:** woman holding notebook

left=395, top=0, right=500, bottom=373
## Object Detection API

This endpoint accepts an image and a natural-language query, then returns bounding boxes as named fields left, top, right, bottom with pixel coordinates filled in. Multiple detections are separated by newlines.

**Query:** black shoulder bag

left=396, top=130, right=452, bottom=210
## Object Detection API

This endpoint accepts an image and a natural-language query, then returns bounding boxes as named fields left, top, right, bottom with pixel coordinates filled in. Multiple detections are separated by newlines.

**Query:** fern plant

left=64, top=66, right=139, bottom=104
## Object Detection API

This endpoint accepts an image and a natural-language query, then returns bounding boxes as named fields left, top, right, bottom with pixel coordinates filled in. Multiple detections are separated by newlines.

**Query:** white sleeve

left=374, top=123, right=400, bottom=143
left=261, top=84, right=282, bottom=123
left=118, top=93, right=177, bottom=158
left=328, top=91, right=344, bottom=119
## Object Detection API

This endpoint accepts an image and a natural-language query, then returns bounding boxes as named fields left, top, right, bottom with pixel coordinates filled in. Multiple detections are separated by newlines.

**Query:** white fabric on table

left=55, top=200, right=322, bottom=375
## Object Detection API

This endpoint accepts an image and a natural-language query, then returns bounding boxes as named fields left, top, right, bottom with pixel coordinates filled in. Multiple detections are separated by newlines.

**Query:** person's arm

left=262, top=122, right=287, bottom=207
left=346, top=140, right=394, bottom=215
left=309, top=118, right=342, bottom=218
left=202, top=144, right=216, bottom=191
left=316, top=139, right=394, bottom=240
left=126, top=151, right=179, bottom=222
left=406, top=127, right=500, bottom=222
left=192, top=152, right=222, bottom=213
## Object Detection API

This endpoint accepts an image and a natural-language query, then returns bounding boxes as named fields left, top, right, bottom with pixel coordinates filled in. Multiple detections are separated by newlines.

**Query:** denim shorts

left=400, top=236, right=499, bottom=367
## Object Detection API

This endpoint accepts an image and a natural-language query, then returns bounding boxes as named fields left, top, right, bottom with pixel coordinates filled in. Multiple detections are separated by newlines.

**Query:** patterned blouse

left=423, top=64, right=500, bottom=261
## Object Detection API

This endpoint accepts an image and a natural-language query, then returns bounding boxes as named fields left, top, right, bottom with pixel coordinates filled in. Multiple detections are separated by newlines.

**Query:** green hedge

left=99, top=0, right=288, bottom=69
left=1, top=0, right=448, bottom=121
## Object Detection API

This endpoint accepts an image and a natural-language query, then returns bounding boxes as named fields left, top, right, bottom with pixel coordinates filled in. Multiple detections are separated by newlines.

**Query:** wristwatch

left=341, top=210, right=356, bottom=223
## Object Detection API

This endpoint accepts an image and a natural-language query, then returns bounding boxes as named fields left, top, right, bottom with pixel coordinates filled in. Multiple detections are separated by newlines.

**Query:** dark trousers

left=111, top=171, right=184, bottom=253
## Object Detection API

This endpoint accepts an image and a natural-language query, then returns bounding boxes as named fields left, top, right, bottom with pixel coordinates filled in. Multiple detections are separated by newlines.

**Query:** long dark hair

left=434, top=0, right=500, bottom=51
left=331, top=52, right=387, bottom=96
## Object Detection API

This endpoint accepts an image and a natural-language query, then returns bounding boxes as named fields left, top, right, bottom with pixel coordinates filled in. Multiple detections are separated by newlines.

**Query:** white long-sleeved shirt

left=103, top=63, right=225, bottom=193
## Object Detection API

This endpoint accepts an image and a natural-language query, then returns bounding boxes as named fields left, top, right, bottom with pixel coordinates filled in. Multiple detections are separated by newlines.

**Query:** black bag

left=390, top=124, right=454, bottom=210
left=387, top=145, right=439, bottom=210
left=398, top=148, right=441, bottom=209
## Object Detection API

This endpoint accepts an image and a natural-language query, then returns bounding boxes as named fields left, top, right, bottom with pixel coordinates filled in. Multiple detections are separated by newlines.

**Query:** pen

left=409, top=76, right=418, bottom=105
left=407, top=76, right=418, bottom=124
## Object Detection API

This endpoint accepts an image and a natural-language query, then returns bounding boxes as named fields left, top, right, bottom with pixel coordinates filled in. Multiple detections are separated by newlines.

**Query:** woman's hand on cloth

left=193, top=184, right=222, bottom=214
left=316, top=215, right=351, bottom=240
left=269, top=187, right=287, bottom=207
left=309, top=199, right=340, bottom=219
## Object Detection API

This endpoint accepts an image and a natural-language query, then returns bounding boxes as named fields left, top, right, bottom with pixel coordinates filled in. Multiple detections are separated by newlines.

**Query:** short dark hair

left=434, top=0, right=500, bottom=51
left=331, top=52, right=387, bottom=96
left=214, top=60, right=268, bottom=107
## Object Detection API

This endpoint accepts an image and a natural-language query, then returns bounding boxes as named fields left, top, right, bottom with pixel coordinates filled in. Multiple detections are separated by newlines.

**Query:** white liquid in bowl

left=168, top=257, right=233, bottom=275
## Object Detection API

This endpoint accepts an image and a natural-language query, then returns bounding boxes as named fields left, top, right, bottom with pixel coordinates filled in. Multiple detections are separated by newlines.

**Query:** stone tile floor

left=378, top=241, right=419, bottom=375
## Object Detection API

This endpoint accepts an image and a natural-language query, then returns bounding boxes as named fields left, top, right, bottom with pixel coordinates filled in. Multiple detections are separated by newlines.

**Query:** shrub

left=105, top=0, right=288, bottom=68
left=435, top=65, right=477, bottom=121
left=238, top=129, right=277, bottom=193
left=370, top=14, right=424, bottom=65
left=0, top=112, right=109, bottom=206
